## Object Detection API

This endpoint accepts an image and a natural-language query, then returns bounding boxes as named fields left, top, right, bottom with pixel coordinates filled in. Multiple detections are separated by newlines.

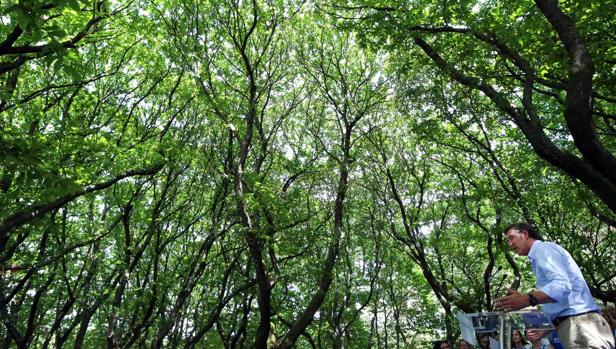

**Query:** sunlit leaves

left=2, top=1, right=615, bottom=348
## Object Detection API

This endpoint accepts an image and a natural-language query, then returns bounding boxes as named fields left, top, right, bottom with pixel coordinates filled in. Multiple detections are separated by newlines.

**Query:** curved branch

left=412, top=36, right=616, bottom=213
left=0, top=163, right=165, bottom=246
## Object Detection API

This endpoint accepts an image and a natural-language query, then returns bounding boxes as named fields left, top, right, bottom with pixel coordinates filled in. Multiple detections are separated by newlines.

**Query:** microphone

left=487, top=266, right=503, bottom=283
left=495, top=274, right=508, bottom=297
left=491, top=274, right=508, bottom=311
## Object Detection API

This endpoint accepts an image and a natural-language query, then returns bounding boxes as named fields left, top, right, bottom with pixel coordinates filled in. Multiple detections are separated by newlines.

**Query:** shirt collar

left=527, top=239, right=541, bottom=261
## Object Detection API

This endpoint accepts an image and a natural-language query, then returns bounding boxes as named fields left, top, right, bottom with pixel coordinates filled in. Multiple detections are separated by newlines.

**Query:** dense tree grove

left=1, top=0, right=614, bottom=348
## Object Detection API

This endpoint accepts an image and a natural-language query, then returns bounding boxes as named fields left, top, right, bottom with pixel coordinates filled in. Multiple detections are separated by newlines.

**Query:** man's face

left=440, top=343, right=451, bottom=349
left=506, top=229, right=531, bottom=256
left=480, top=337, right=490, bottom=349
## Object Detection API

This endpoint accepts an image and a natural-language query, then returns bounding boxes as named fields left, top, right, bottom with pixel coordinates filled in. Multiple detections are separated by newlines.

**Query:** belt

left=552, top=310, right=599, bottom=327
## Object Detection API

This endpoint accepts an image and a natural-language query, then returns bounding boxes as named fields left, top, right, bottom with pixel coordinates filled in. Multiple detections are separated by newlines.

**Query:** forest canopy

left=1, top=0, right=615, bottom=347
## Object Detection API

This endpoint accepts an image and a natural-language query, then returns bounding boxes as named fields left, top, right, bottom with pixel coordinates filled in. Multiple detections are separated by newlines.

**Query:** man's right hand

left=494, top=288, right=528, bottom=311
left=525, top=329, right=546, bottom=341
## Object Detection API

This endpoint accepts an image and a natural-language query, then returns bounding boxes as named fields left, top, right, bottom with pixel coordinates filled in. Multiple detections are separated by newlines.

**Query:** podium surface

left=457, top=309, right=553, bottom=349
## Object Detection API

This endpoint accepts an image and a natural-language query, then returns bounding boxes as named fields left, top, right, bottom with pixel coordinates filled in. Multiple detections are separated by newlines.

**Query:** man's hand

left=525, top=330, right=546, bottom=341
left=494, top=288, right=529, bottom=312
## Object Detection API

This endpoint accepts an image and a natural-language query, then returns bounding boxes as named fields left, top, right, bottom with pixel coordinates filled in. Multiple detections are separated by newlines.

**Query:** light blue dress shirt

left=527, top=240, right=599, bottom=322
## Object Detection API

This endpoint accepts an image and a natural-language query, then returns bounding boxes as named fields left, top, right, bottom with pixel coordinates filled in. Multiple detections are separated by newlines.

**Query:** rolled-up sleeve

left=535, top=245, right=572, bottom=301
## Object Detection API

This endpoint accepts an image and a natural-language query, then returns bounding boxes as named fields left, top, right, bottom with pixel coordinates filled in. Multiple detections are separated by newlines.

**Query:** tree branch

left=0, top=162, right=165, bottom=246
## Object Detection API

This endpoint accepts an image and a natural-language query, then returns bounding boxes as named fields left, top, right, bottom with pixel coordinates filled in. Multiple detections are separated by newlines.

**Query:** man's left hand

left=494, top=288, right=529, bottom=312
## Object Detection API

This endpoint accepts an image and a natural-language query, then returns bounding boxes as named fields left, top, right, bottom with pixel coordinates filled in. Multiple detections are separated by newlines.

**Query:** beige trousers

left=556, top=312, right=615, bottom=349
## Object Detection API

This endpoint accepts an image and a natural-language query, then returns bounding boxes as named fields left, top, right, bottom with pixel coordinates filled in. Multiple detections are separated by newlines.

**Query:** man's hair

left=459, top=339, right=472, bottom=347
left=503, top=223, right=543, bottom=241
left=433, top=340, right=448, bottom=349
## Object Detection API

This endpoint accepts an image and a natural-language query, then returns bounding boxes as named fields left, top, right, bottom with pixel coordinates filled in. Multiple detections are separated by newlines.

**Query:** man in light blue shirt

left=495, top=223, right=614, bottom=349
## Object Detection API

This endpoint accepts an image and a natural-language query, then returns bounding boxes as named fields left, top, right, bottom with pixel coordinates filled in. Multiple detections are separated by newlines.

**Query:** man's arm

left=495, top=288, right=552, bottom=311
left=528, top=289, right=555, bottom=305
left=533, top=244, right=572, bottom=303
left=496, top=245, right=569, bottom=311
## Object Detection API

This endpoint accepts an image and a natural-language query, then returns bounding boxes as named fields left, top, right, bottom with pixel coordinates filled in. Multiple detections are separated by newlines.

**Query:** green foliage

left=1, top=0, right=615, bottom=348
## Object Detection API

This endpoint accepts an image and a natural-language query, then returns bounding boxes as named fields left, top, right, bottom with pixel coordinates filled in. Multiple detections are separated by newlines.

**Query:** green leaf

left=67, top=0, right=81, bottom=10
